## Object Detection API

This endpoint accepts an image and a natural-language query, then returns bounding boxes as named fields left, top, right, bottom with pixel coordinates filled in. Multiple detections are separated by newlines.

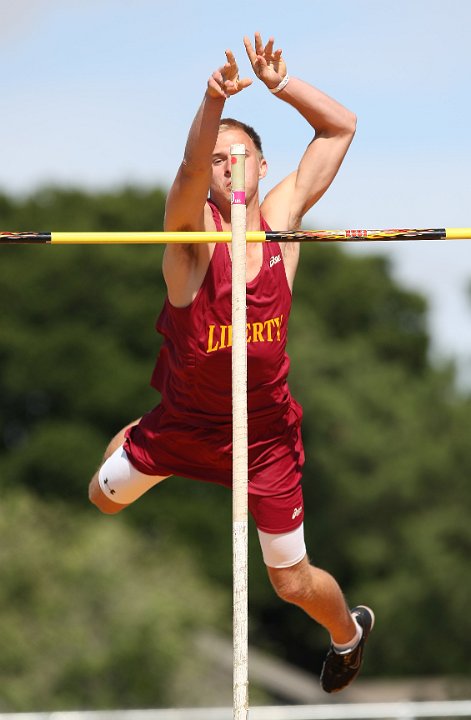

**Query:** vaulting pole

left=230, top=143, right=249, bottom=720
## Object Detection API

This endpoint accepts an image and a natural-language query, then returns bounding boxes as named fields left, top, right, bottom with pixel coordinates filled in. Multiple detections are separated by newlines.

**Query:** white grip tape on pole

left=231, top=142, right=248, bottom=525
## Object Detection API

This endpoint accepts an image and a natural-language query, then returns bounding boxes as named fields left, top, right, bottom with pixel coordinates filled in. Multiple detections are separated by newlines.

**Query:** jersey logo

left=269, top=254, right=281, bottom=268
left=206, top=314, right=284, bottom=353
left=292, top=506, right=303, bottom=520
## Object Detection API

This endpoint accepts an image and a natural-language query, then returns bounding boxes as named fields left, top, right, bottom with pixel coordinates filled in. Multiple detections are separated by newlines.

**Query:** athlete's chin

left=211, top=190, right=231, bottom=207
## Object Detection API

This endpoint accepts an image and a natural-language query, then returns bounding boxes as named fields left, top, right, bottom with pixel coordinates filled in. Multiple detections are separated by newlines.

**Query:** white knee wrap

left=98, top=446, right=168, bottom=504
left=257, top=523, right=307, bottom=568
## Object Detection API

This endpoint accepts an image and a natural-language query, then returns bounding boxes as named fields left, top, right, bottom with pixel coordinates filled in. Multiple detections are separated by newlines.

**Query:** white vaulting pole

left=230, top=143, right=249, bottom=720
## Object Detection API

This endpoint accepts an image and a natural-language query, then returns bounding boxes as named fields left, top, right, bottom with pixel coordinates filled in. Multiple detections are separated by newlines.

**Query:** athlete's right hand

left=207, top=49, right=252, bottom=99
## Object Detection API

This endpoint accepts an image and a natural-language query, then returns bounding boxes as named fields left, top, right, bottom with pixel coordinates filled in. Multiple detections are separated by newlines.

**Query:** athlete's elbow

left=346, top=111, right=357, bottom=138
left=333, top=110, right=356, bottom=139
left=316, top=112, right=356, bottom=145
left=327, top=110, right=357, bottom=139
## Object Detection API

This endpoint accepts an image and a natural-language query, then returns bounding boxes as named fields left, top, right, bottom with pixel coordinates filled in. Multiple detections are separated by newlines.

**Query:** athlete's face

left=210, top=128, right=267, bottom=206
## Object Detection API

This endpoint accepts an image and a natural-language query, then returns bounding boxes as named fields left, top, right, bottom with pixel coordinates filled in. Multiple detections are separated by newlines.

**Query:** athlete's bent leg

left=258, top=525, right=357, bottom=646
left=88, top=420, right=169, bottom=514
left=259, top=523, right=373, bottom=692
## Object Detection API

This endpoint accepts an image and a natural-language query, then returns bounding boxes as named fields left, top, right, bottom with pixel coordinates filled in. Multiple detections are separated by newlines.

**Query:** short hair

left=219, top=117, right=264, bottom=158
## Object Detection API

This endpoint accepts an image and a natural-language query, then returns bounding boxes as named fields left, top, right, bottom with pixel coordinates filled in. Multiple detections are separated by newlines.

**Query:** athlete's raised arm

left=164, top=50, right=252, bottom=234
left=162, top=48, right=252, bottom=307
left=244, top=33, right=357, bottom=232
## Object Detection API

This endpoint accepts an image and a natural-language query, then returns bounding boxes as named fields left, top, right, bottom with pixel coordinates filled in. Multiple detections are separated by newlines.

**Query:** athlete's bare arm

left=244, top=33, right=356, bottom=283
left=243, top=32, right=356, bottom=228
left=163, top=50, right=252, bottom=307
left=260, top=75, right=356, bottom=229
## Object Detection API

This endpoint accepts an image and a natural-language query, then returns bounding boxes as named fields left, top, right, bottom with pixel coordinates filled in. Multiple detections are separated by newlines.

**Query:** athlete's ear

left=259, top=158, right=268, bottom=180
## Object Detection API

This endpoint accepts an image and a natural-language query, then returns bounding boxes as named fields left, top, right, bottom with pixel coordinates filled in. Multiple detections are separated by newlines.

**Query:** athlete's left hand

left=244, top=32, right=288, bottom=90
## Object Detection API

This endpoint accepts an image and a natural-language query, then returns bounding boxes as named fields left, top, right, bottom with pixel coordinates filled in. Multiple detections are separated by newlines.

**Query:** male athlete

left=89, top=33, right=374, bottom=693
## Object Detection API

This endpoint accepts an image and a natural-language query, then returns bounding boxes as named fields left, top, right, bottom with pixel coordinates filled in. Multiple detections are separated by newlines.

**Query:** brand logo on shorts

left=269, top=253, right=281, bottom=268
left=104, top=477, right=116, bottom=495
left=292, top=506, right=303, bottom=520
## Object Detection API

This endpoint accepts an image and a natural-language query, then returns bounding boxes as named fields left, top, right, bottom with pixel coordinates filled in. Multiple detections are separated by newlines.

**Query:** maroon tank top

left=150, top=201, right=294, bottom=427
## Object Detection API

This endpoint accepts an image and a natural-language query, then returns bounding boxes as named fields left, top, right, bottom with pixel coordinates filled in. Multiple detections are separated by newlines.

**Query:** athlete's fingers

left=264, top=36, right=275, bottom=59
left=222, top=52, right=240, bottom=84
left=225, top=76, right=253, bottom=96
left=235, top=77, right=253, bottom=90
left=208, top=70, right=228, bottom=98
left=254, top=31, right=264, bottom=55
left=225, top=48, right=237, bottom=68
left=243, top=35, right=257, bottom=64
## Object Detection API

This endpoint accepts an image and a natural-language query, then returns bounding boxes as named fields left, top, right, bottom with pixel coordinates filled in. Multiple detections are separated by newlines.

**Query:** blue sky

left=2, top=0, right=471, bottom=383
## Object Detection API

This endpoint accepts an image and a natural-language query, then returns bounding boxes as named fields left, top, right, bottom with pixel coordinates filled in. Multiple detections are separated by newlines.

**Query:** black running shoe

left=320, top=605, right=375, bottom=693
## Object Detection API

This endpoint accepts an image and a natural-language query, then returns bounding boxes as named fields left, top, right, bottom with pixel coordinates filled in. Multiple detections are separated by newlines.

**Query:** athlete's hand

left=207, top=49, right=252, bottom=99
left=244, top=32, right=288, bottom=90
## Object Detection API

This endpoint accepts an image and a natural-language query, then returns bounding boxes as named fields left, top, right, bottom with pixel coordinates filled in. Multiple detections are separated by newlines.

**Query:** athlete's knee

left=88, top=472, right=128, bottom=515
left=91, top=444, right=168, bottom=511
left=268, top=557, right=312, bottom=606
left=258, top=523, right=310, bottom=604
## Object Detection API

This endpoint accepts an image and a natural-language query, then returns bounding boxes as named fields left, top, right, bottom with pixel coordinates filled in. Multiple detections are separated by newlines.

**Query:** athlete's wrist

left=269, top=74, right=290, bottom=94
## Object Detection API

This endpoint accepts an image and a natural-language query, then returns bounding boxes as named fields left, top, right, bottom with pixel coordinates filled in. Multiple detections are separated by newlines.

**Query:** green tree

left=0, top=490, right=227, bottom=711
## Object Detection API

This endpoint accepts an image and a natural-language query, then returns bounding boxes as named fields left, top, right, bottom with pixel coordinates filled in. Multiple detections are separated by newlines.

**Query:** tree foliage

left=0, top=187, right=470, bottom=708
left=0, top=490, right=227, bottom=711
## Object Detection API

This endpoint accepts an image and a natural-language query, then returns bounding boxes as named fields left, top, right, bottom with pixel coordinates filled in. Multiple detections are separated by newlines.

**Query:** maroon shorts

left=124, top=400, right=305, bottom=534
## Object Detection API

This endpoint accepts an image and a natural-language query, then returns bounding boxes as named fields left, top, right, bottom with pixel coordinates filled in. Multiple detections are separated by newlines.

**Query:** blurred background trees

left=0, top=187, right=470, bottom=709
